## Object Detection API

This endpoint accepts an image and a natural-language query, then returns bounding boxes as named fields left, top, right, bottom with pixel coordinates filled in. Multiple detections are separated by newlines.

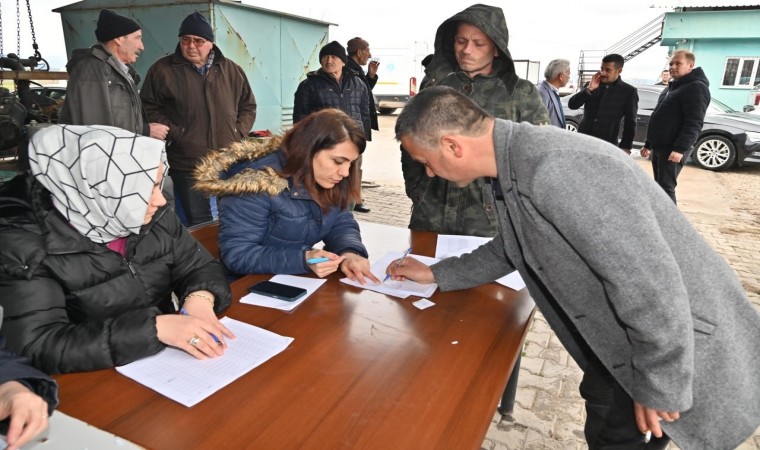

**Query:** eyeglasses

left=180, top=36, right=208, bottom=47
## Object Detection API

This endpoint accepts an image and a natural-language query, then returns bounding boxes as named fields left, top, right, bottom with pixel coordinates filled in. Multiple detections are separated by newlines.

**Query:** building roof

left=652, top=1, right=760, bottom=9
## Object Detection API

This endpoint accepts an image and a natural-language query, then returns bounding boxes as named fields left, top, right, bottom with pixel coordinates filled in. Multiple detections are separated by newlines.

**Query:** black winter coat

left=568, top=77, right=638, bottom=149
left=346, top=57, right=379, bottom=140
left=645, top=67, right=711, bottom=153
left=293, top=68, right=370, bottom=138
left=0, top=174, right=231, bottom=374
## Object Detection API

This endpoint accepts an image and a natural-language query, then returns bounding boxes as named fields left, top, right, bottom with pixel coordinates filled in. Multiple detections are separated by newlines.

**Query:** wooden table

left=54, top=222, right=535, bottom=450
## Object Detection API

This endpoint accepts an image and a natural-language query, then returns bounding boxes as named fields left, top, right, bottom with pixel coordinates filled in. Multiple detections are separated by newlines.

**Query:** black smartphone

left=248, top=280, right=307, bottom=302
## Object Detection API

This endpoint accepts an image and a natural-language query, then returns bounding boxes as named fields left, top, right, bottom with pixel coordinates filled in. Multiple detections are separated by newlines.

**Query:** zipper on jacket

left=126, top=261, right=138, bottom=277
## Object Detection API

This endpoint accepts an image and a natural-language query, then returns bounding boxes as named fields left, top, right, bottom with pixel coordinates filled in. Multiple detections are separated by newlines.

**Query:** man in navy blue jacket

left=641, top=50, right=710, bottom=204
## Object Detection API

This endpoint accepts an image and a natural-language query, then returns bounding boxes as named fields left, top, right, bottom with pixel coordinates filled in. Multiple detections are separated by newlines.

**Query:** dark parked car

left=561, top=85, right=760, bottom=171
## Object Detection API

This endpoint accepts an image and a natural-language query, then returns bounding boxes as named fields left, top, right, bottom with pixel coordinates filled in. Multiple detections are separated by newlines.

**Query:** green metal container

left=54, top=0, right=333, bottom=132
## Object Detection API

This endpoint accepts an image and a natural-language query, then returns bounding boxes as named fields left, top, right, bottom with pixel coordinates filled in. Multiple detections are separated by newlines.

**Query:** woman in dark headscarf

left=0, top=125, right=233, bottom=374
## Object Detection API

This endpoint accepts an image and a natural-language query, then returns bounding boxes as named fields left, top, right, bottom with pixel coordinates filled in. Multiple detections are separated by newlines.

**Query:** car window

left=708, top=97, right=735, bottom=114
left=638, top=90, right=660, bottom=110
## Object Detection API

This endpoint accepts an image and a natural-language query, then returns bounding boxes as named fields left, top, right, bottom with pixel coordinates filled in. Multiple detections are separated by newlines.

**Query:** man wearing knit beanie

left=294, top=40, right=372, bottom=213
left=140, top=11, right=256, bottom=226
left=60, top=9, right=169, bottom=141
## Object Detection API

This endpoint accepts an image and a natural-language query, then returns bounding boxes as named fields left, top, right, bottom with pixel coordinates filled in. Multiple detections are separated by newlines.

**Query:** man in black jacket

left=641, top=51, right=710, bottom=204
left=346, top=37, right=379, bottom=141
left=346, top=37, right=380, bottom=214
left=568, top=54, right=638, bottom=153
left=294, top=41, right=371, bottom=213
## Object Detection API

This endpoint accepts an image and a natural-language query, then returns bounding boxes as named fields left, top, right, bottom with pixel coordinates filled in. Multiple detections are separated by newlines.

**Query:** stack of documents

left=116, top=317, right=293, bottom=407
left=341, top=252, right=439, bottom=299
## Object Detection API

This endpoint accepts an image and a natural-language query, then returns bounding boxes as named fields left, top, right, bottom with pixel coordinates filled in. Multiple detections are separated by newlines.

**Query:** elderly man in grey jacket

left=388, top=86, right=760, bottom=450
left=60, top=9, right=168, bottom=140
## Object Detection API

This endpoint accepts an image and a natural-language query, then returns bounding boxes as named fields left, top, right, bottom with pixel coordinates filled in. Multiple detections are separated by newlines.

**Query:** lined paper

left=116, top=317, right=293, bottom=407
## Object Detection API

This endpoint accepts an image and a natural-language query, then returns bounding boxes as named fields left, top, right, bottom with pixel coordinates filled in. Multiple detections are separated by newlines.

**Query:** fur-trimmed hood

left=194, top=138, right=290, bottom=197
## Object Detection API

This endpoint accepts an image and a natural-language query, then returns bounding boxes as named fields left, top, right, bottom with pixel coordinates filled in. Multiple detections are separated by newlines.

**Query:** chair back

left=188, top=220, right=220, bottom=260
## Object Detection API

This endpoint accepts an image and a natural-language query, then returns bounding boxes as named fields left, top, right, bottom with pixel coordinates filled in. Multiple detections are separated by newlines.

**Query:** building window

left=722, top=57, right=760, bottom=87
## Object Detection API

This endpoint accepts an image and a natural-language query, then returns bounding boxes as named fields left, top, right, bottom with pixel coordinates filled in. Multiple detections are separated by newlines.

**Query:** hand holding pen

left=305, top=250, right=345, bottom=278
left=384, top=248, right=412, bottom=282
left=385, top=249, right=436, bottom=284
left=155, top=311, right=234, bottom=360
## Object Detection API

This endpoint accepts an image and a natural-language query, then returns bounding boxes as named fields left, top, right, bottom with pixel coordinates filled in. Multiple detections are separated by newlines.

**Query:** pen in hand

left=384, top=247, right=412, bottom=282
left=180, top=308, right=222, bottom=345
left=306, top=257, right=330, bottom=264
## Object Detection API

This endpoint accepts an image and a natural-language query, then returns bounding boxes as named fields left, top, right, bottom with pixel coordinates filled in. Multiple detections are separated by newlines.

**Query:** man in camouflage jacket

left=401, top=3, right=549, bottom=238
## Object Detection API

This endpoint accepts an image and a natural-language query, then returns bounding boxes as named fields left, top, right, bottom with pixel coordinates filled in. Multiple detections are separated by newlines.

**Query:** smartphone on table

left=248, top=280, right=307, bottom=302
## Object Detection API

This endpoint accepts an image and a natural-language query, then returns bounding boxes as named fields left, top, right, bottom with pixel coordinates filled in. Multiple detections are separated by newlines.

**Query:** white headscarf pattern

left=28, top=125, right=169, bottom=243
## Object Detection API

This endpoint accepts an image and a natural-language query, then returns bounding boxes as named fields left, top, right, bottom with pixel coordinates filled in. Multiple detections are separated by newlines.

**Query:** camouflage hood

left=425, top=4, right=517, bottom=91
left=194, top=138, right=289, bottom=197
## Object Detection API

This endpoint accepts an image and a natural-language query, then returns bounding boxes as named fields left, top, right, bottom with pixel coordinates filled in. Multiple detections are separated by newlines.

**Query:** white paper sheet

left=434, top=234, right=492, bottom=259
left=340, top=252, right=439, bottom=299
left=116, top=317, right=293, bottom=407
left=435, top=234, right=526, bottom=291
left=1, top=411, right=143, bottom=449
left=240, top=274, right=327, bottom=311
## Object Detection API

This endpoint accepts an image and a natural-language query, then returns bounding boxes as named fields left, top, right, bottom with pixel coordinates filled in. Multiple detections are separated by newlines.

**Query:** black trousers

left=171, top=169, right=212, bottom=226
left=651, top=149, right=688, bottom=204
left=580, top=360, right=670, bottom=450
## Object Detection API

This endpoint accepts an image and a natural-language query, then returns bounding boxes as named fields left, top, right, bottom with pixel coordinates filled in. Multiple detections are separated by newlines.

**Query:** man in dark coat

left=345, top=37, right=380, bottom=214
left=568, top=53, right=638, bottom=153
left=641, top=50, right=710, bottom=204
left=294, top=41, right=371, bottom=213
left=140, top=12, right=257, bottom=226
left=346, top=37, right=379, bottom=141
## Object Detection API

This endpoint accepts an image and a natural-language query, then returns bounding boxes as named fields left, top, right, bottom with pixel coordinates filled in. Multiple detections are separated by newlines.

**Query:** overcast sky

left=1, top=0, right=704, bottom=83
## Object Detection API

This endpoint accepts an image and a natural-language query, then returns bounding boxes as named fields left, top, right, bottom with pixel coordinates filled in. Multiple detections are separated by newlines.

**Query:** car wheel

left=692, top=135, right=736, bottom=171
left=378, top=107, right=396, bottom=115
left=565, top=121, right=578, bottom=132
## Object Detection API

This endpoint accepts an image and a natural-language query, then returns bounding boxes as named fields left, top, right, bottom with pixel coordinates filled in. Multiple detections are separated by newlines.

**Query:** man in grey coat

left=389, top=86, right=760, bottom=450
left=537, top=59, right=571, bottom=128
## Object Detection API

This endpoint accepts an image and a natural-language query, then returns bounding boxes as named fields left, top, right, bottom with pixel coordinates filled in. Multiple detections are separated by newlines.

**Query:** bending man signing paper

left=386, top=86, right=760, bottom=450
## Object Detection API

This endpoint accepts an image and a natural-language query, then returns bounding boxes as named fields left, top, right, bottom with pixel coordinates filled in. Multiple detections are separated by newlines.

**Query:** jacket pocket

left=692, top=315, right=716, bottom=335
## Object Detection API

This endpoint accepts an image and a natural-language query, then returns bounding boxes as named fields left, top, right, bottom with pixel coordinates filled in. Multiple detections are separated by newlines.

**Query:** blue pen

left=306, top=257, right=330, bottom=264
left=384, top=247, right=412, bottom=282
left=180, top=308, right=222, bottom=345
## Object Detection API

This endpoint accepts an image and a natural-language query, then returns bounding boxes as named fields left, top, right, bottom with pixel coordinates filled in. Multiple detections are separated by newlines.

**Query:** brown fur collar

left=194, top=138, right=289, bottom=197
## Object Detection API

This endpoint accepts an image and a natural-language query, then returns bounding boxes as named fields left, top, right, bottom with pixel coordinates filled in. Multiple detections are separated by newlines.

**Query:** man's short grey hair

left=395, top=86, right=491, bottom=150
left=544, top=59, right=570, bottom=81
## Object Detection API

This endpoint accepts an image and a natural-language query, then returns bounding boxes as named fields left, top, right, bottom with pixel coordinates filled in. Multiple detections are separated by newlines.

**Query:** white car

left=744, top=83, right=760, bottom=115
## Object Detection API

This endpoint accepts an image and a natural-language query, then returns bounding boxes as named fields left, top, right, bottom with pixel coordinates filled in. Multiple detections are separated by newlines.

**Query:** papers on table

left=1, top=411, right=143, bottom=449
left=340, top=251, right=440, bottom=299
left=116, top=317, right=293, bottom=407
left=434, top=234, right=493, bottom=259
left=241, top=274, right=326, bottom=311
left=435, top=234, right=526, bottom=291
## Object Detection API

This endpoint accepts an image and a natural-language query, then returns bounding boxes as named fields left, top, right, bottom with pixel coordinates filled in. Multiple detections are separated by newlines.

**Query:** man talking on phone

left=568, top=53, right=638, bottom=154
left=346, top=37, right=379, bottom=214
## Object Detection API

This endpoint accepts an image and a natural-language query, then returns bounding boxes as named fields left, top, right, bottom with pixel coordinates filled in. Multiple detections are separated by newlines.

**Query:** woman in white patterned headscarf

left=0, top=125, right=234, bottom=374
